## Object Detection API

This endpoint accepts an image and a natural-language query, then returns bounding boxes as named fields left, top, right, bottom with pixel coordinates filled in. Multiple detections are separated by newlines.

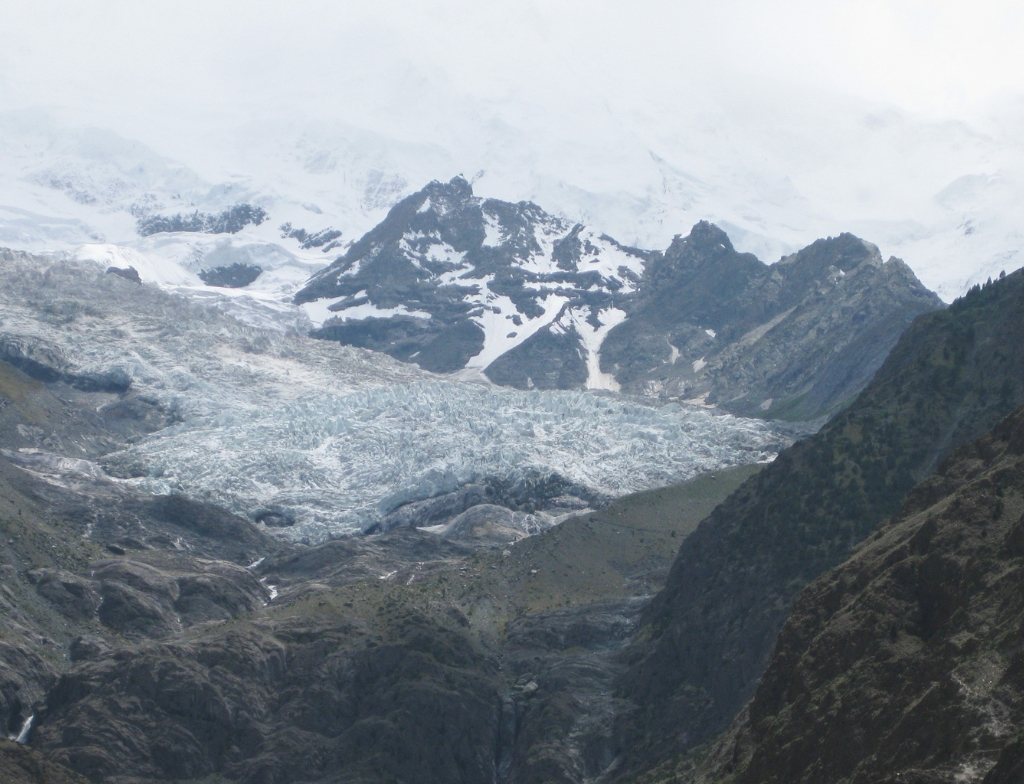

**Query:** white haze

left=1, top=1, right=1023, bottom=300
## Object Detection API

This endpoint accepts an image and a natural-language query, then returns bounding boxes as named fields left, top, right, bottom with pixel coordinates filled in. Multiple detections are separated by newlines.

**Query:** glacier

left=107, top=381, right=788, bottom=542
left=0, top=250, right=791, bottom=542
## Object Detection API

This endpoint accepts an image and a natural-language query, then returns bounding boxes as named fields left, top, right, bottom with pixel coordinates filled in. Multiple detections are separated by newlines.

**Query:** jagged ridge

left=296, top=179, right=941, bottom=420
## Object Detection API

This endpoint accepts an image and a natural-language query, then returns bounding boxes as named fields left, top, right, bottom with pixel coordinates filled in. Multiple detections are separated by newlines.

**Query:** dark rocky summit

left=678, top=403, right=1024, bottom=783
left=601, top=224, right=943, bottom=419
left=615, top=268, right=1024, bottom=779
left=296, top=179, right=941, bottom=419
left=135, top=203, right=268, bottom=237
left=199, top=262, right=263, bottom=288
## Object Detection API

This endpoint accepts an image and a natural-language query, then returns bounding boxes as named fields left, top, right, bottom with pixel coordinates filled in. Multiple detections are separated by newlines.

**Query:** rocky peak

left=676, top=219, right=736, bottom=253
left=600, top=224, right=941, bottom=418
left=656, top=221, right=753, bottom=280
left=293, top=178, right=644, bottom=375
left=643, top=222, right=764, bottom=328
left=772, top=233, right=883, bottom=295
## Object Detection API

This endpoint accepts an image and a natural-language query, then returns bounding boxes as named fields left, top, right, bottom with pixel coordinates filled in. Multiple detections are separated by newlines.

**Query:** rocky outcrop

left=616, top=269, right=1024, bottom=778
left=0, top=644, right=58, bottom=743
left=603, top=225, right=943, bottom=419
left=688, top=404, right=1024, bottom=784
left=34, top=602, right=505, bottom=784
left=374, top=475, right=600, bottom=537
left=135, top=203, right=267, bottom=237
left=198, top=263, right=262, bottom=288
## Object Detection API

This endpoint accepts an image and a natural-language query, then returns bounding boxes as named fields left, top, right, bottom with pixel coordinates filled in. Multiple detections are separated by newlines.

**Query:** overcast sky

left=2, top=0, right=1022, bottom=153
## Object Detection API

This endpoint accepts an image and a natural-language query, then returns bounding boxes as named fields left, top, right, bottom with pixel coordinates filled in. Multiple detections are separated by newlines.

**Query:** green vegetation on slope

left=467, top=464, right=763, bottom=616
left=679, top=404, right=1024, bottom=784
left=617, top=269, right=1024, bottom=778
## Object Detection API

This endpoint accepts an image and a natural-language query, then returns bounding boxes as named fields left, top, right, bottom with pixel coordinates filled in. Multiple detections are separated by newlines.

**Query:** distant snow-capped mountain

left=1, top=105, right=1022, bottom=313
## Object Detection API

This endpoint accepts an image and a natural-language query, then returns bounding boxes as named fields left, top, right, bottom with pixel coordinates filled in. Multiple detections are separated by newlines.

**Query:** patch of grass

left=0, top=361, right=42, bottom=402
left=0, top=361, right=48, bottom=425
left=445, top=464, right=763, bottom=624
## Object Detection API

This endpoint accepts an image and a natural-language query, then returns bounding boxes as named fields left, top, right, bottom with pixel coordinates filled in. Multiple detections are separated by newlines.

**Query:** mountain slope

left=616, top=267, right=1024, bottom=777
left=295, top=176, right=647, bottom=379
left=0, top=739, right=90, bottom=784
left=296, top=179, right=940, bottom=419
left=600, top=224, right=942, bottom=418
left=686, top=403, right=1024, bottom=784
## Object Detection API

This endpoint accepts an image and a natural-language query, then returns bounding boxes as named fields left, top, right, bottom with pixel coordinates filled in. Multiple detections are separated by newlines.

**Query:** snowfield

left=0, top=252, right=791, bottom=541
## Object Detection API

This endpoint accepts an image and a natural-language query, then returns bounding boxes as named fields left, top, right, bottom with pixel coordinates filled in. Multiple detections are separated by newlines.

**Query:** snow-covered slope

left=0, top=98, right=1021, bottom=313
left=0, top=250, right=791, bottom=541
left=294, top=177, right=651, bottom=384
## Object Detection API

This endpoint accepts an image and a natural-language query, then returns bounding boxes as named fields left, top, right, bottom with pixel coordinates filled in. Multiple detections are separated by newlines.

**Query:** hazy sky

left=2, top=0, right=1022, bottom=152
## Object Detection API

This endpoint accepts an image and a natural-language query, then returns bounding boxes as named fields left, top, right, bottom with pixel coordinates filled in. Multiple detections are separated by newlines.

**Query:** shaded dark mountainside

left=685, top=404, right=1024, bottom=784
left=616, top=268, right=1024, bottom=778
left=296, top=178, right=940, bottom=420
left=0, top=738, right=90, bottom=784
left=601, top=224, right=942, bottom=419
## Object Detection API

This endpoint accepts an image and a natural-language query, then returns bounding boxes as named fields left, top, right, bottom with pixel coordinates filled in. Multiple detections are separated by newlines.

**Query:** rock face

left=28, top=558, right=269, bottom=638
left=296, top=180, right=940, bottom=419
left=692, top=404, right=1024, bottom=784
left=135, top=203, right=267, bottom=237
left=0, top=738, right=91, bottom=784
left=34, top=605, right=505, bottom=784
left=616, top=269, right=1024, bottom=777
left=602, top=225, right=943, bottom=419
left=198, top=262, right=263, bottom=288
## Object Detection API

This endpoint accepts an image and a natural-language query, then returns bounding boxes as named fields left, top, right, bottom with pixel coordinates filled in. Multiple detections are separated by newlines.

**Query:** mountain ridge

left=297, top=178, right=942, bottom=420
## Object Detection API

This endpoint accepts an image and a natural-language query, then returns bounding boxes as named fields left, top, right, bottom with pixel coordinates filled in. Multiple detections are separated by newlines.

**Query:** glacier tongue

left=106, top=381, right=790, bottom=542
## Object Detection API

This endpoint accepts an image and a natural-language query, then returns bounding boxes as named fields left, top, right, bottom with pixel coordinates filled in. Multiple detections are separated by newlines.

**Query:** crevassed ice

left=109, top=381, right=789, bottom=542
left=2, top=254, right=791, bottom=544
